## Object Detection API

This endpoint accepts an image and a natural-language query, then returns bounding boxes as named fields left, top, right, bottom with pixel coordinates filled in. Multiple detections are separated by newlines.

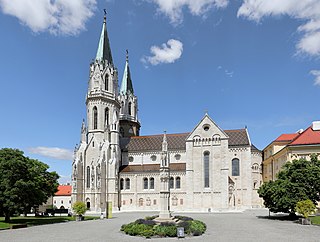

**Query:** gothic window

left=105, top=75, right=108, bottom=90
left=176, top=177, right=181, bottom=189
left=86, top=166, right=90, bottom=188
left=120, top=178, right=124, bottom=190
left=121, top=101, right=124, bottom=114
left=105, top=108, right=109, bottom=126
left=143, top=177, right=148, bottom=189
left=204, top=151, right=210, bottom=188
left=125, top=178, right=130, bottom=190
left=93, top=106, right=98, bottom=129
left=120, top=127, right=124, bottom=137
left=169, top=177, right=174, bottom=189
left=232, top=158, right=240, bottom=176
left=150, top=177, right=154, bottom=189
left=128, top=102, right=132, bottom=115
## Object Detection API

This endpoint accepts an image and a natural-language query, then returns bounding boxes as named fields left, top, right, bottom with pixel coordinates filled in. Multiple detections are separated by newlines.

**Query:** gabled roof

left=121, top=133, right=188, bottom=152
left=225, top=129, right=250, bottom=147
left=289, top=126, right=320, bottom=146
left=275, top=133, right=299, bottom=142
left=121, top=129, right=251, bottom=152
left=120, top=163, right=186, bottom=173
left=55, top=185, right=71, bottom=196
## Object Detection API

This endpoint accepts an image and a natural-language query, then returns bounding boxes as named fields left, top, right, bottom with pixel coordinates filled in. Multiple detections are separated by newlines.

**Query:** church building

left=71, top=14, right=263, bottom=213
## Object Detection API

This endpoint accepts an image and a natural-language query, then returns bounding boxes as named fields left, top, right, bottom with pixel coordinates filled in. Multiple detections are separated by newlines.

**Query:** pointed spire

left=120, top=49, right=134, bottom=95
left=95, top=10, right=113, bottom=64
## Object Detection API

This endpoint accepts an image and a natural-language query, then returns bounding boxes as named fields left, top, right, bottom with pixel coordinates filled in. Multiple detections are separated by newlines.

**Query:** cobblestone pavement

left=1, top=209, right=320, bottom=242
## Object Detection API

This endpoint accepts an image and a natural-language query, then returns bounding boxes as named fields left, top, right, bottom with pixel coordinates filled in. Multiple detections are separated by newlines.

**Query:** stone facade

left=72, top=15, right=263, bottom=213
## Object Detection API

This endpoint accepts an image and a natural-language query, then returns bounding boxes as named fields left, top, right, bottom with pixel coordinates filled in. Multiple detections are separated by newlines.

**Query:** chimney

left=312, top=121, right=320, bottom=131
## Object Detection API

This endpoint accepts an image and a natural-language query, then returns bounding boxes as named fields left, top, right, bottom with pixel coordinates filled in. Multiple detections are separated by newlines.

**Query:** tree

left=0, top=148, right=59, bottom=222
left=258, top=154, right=320, bottom=215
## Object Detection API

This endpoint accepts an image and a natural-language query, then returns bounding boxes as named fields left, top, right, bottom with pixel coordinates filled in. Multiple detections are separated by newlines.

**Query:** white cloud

left=145, top=0, right=228, bottom=25
left=142, top=39, right=183, bottom=65
left=0, top=0, right=97, bottom=35
left=237, top=0, right=320, bottom=57
left=28, top=146, right=73, bottom=160
left=310, top=70, right=320, bottom=86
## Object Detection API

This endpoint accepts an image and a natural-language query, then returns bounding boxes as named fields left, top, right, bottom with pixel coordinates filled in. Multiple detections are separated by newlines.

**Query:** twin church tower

left=72, top=14, right=140, bottom=212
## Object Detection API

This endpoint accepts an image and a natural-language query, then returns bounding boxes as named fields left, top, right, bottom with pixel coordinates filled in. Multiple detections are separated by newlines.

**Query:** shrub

left=189, top=220, right=206, bottom=236
left=145, top=215, right=158, bottom=220
left=154, top=224, right=177, bottom=237
left=72, top=201, right=87, bottom=216
left=177, top=221, right=191, bottom=233
left=122, top=223, right=153, bottom=236
left=175, top=215, right=193, bottom=221
left=296, top=199, right=316, bottom=218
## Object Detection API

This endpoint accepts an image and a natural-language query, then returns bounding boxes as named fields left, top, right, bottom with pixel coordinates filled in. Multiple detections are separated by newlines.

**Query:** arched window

left=105, top=108, right=109, bottom=127
left=169, top=177, right=174, bottom=189
left=120, top=178, right=124, bottom=190
left=93, top=106, right=98, bottom=129
left=125, top=178, right=130, bottom=190
left=120, top=127, right=124, bottom=137
left=128, top=102, right=132, bottom=115
left=86, top=166, right=90, bottom=188
left=176, top=177, right=181, bottom=189
left=139, top=198, right=143, bottom=207
left=232, top=158, right=240, bottom=176
left=203, top=151, right=210, bottom=187
left=121, top=101, right=124, bottom=114
left=143, top=177, right=148, bottom=189
left=150, top=177, right=154, bottom=189
left=204, top=151, right=210, bottom=188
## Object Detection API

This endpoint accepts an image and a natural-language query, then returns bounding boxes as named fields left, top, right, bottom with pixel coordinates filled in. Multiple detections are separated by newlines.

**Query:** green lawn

left=0, top=216, right=99, bottom=230
left=310, top=216, right=320, bottom=225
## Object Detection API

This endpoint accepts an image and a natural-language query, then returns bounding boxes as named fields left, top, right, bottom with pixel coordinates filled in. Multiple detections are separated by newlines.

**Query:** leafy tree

left=0, top=148, right=59, bottom=222
left=258, top=154, right=320, bottom=215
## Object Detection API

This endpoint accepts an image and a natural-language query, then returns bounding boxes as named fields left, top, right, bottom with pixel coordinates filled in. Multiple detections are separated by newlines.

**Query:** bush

left=72, top=201, right=87, bottom=216
left=177, top=221, right=191, bottom=233
left=154, top=224, right=177, bottom=237
left=122, top=223, right=153, bottom=236
left=145, top=215, right=158, bottom=220
left=174, top=215, right=193, bottom=221
left=189, top=220, right=206, bottom=236
left=296, top=199, right=316, bottom=218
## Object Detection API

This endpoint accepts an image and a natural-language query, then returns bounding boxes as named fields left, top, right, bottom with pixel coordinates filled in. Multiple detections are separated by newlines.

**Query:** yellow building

left=263, top=121, right=320, bottom=182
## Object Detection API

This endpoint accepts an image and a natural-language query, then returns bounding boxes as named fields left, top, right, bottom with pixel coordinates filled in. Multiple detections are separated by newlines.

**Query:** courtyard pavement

left=0, top=209, right=320, bottom=242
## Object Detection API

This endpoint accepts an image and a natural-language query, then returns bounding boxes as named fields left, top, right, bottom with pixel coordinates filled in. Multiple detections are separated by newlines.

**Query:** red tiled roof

left=55, top=185, right=71, bottom=196
left=275, top=133, right=299, bottom=142
left=289, top=126, right=320, bottom=146
left=120, top=163, right=186, bottom=173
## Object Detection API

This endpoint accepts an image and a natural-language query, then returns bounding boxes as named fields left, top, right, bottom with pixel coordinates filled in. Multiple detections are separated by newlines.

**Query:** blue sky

left=0, top=0, right=319, bottom=184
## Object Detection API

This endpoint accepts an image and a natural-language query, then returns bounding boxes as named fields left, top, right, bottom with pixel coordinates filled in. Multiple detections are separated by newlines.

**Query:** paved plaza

left=1, top=209, right=320, bottom=242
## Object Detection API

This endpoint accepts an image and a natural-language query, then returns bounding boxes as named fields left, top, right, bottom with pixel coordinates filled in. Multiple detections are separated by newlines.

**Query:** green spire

left=95, top=12, right=113, bottom=64
left=120, top=50, right=134, bottom=95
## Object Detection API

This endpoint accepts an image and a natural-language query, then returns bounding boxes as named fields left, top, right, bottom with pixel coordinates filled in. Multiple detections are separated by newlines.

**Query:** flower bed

left=120, top=215, right=206, bottom=238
